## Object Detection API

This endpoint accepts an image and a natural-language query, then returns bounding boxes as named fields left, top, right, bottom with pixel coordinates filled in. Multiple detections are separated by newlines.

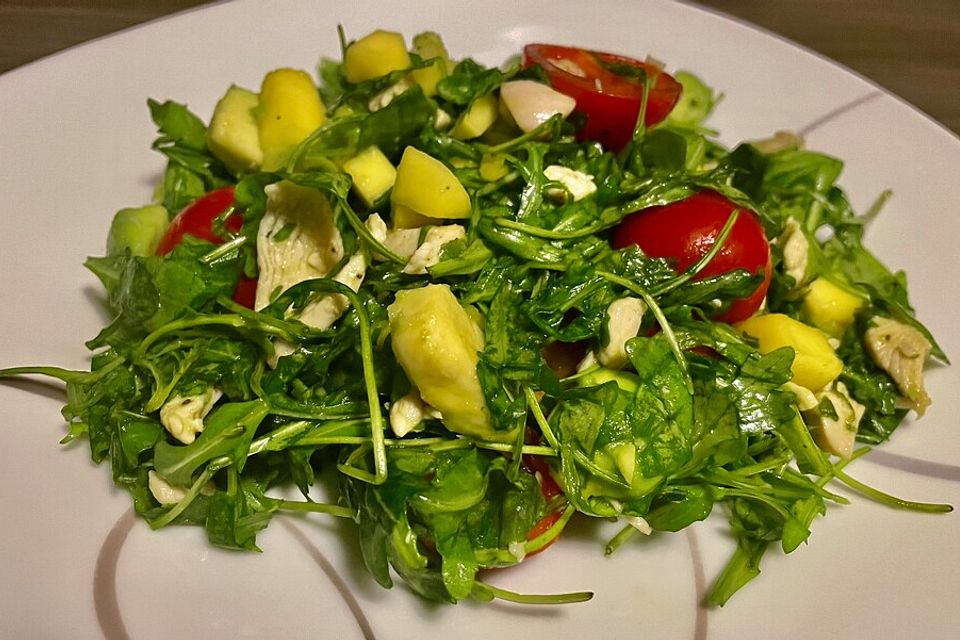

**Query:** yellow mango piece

left=342, top=146, right=396, bottom=208
left=410, top=31, right=449, bottom=97
left=391, top=146, right=471, bottom=219
left=206, top=85, right=263, bottom=173
left=344, top=30, right=411, bottom=84
left=802, top=277, right=865, bottom=338
left=451, top=93, right=499, bottom=140
left=258, top=68, right=326, bottom=171
left=388, top=284, right=497, bottom=439
left=479, top=153, right=509, bottom=182
left=737, top=313, right=843, bottom=391
left=391, top=203, right=433, bottom=229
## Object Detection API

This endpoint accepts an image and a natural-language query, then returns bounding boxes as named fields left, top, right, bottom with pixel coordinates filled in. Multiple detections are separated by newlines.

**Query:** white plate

left=2, top=1, right=958, bottom=638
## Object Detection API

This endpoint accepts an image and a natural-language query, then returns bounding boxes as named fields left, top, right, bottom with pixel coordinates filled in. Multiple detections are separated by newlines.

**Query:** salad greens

left=0, top=28, right=951, bottom=608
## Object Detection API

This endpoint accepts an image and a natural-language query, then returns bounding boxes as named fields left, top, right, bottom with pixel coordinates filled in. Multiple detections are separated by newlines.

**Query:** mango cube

left=342, top=146, right=396, bottom=208
left=344, top=30, right=411, bottom=84
left=391, top=203, right=433, bottom=229
left=802, top=277, right=864, bottom=337
left=258, top=68, right=326, bottom=171
left=479, top=153, right=509, bottom=182
left=391, top=146, right=471, bottom=219
left=737, top=313, right=843, bottom=391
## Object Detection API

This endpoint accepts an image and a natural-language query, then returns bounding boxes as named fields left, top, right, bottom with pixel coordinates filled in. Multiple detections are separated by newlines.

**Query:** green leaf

left=154, top=400, right=269, bottom=485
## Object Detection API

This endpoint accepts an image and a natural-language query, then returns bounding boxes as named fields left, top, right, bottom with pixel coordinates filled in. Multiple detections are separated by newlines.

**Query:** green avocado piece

left=387, top=284, right=504, bottom=440
left=106, top=204, right=169, bottom=257
left=666, top=71, right=716, bottom=127
left=577, top=367, right=639, bottom=393
left=206, top=85, right=263, bottom=174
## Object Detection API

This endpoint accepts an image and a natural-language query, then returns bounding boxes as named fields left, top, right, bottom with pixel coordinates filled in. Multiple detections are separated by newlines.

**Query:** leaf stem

left=524, top=386, right=559, bottom=450
left=278, top=500, right=355, bottom=518
left=472, top=580, right=593, bottom=605
left=832, top=467, right=953, bottom=513
left=596, top=270, right=693, bottom=393
left=148, top=456, right=231, bottom=529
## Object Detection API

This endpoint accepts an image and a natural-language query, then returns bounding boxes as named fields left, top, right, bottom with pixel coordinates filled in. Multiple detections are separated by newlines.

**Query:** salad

left=0, top=27, right=951, bottom=607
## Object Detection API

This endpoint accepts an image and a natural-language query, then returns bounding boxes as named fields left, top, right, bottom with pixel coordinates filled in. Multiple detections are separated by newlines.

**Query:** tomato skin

left=523, top=44, right=682, bottom=151
left=231, top=273, right=259, bottom=308
left=155, top=187, right=256, bottom=308
left=612, top=190, right=772, bottom=323
left=155, top=187, right=243, bottom=256
left=522, top=453, right=565, bottom=555
left=524, top=453, right=563, bottom=501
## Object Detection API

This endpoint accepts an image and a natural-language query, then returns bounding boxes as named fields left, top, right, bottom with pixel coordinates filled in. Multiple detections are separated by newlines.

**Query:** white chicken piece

left=779, top=216, right=809, bottom=289
left=389, top=389, right=429, bottom=438
left=255, top=181, right=344, bottom=311
left=159, top=388, right=223, bottom=444
left=402, top=224, right=466, bottom=275
left=280, top=214, right=388, bottom=337
left=366, top=213, right=421, bottom=262
left=147, top=471, right=216, bottom=506
left=751, top=130, right=804, bottom=154
left=807, top=381, right=865, bottom=459
left=368, top=77, right=414, bottom=112
left=148, top=471, right=189, bottom=505
left=864, top=316, right=933, bottom=415
left=784, top=381, right=819, bottom=412
left=597, top=297, right=647, bottom=370
left=296, top=254, right=366, bottom=330
left=544, top=165, right=597, bottom=203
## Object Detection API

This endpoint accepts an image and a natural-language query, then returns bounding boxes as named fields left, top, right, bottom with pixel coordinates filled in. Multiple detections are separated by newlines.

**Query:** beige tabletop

left=1, top=0, right=957, bottom=135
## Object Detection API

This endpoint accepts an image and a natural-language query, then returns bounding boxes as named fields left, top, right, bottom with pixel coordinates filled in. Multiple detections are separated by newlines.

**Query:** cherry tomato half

left=612, top=190, right=772, bottom=323
left=523, top=44, right=682, bottom=151
left=155, top=187, right=257, bottom=308
left=522, top=453, right=565, bottom=555
left=155, top=187, right=242, bottom=255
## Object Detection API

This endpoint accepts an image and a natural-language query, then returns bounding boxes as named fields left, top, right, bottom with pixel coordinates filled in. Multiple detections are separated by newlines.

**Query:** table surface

left=1, top=0, right=958, bottom=135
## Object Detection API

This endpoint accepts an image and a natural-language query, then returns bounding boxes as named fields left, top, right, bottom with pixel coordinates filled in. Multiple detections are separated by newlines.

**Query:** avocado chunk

left=206, top=85, right=263, bottom=174
left=451, top=93, right=498, bottom=140
left=410, top=31, right=450, bottom=97
left=342, top=146, right=396, bottom=208
left=666, top=71, right=715, bottom=127
left=106, top=204, right=169, bottom=257
left=388, top=284, right=500, bottom=440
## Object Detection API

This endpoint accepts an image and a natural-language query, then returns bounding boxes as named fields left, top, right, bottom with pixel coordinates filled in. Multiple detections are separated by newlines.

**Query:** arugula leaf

left=437, top=59, right=506, bottom=105
left=85, top=238, right=242, bottom=350
left=154, top=400, right=269, bottom=485
left=342, top=447, right=544, bottom=602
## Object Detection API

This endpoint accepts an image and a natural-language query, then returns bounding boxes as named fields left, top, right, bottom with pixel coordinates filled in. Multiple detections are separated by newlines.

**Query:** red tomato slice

left=612, top=190, right=772, bottom=323
left=524, top=452, right=563, bottom=501
left=523, top=44, right=682, bottom=151
left=522, top=453, right=565, bottom=555
left=231, top=273, right=259, bottom=309
left=156, top=187, right=256, bottom=308
left=526, top=510, right=563, bottom=543
left=155, top=187, right=242, bottom=255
